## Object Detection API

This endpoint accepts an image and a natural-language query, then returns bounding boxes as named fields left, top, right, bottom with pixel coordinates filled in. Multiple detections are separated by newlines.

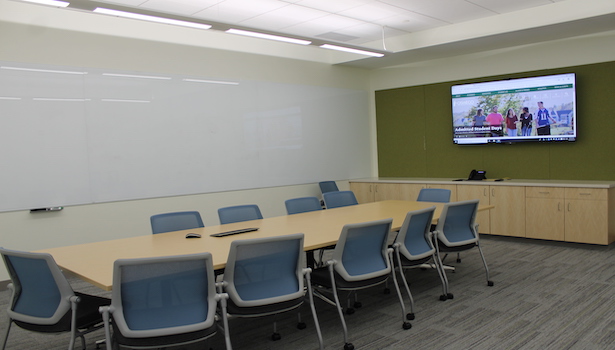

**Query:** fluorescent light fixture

left=21, top=0, right=69, bottom=7
left=183, top=78, right=239, bottom=85
left=226, top=29, right=311, bottom=45
left=319, top=44, right=384, bottom=57
left=1, top=66, right=87, bottom=75
left=101, top=99, right=151, bottom=103
left=0, top=97, right=22, bottom=100
left=94, top=8, right=212, bottom=30
left=33, top=98, right=91, bottom=101
left=102, top=73, right=171, bottom=80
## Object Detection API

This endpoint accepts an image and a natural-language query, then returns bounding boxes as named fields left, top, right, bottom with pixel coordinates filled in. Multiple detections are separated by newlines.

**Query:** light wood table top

left=37, top=200, right=493, bottom=291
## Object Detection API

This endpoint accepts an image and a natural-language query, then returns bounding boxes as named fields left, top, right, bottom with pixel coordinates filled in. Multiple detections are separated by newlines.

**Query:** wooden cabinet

left=488, top=186, right=526, bottom=237
left=525, top=187, right=565, bottom=241
left=457, top=184, right=490, bottom=234
left=564, top=188, right=609, bottom=244
left=349, top=179, right=614, bottom=245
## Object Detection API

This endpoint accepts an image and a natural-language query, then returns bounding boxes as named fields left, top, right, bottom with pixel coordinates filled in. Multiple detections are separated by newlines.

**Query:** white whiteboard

left=0, top=62, right=371, bottom=211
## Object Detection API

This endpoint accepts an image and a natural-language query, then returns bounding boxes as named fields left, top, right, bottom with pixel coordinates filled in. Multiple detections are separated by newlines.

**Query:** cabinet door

left=489, top=186, right=525, bottom=237
left=525, top=198, right=565, bottom=240
left=349, top=182, right=375, bottom=203
left=457, top=185, right=490, bottom=234
left=375, top=183, right=424, bottom=201
left=565, top=199, right=608, bottom=244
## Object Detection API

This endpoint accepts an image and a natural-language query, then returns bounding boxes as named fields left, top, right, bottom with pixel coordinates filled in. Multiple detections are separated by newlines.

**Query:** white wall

left=0, top=13, right=368, bottom=281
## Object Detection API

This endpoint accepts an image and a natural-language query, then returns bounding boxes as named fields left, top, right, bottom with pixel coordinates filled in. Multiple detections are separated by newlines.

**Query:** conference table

left=37, top=200, right=493, bottom=291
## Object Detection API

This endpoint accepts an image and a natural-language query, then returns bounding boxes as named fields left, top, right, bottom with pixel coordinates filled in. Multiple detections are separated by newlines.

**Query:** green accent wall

left=376, top=61, right=615, bottom=181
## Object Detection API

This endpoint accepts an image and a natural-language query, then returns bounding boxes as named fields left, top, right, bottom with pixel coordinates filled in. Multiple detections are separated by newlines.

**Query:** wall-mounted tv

left=452, top=73, right=576, bottom=144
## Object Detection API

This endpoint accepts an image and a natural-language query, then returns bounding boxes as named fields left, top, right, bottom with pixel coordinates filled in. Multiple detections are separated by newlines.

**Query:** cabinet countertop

left=350, top=177, right=615, bottom=189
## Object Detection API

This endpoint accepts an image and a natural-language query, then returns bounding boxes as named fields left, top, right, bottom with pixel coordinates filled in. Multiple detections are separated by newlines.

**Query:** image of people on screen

left=505, top=108, right=518, bottom=137
left=535, top=101, right=558, bottom=135
left=519, top=107, right=533, bottom=136
left=486, top=106, right=504, bottom=137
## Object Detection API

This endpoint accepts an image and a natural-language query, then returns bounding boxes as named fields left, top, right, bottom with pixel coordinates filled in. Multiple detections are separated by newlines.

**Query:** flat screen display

left=451, top=73, right=576, bottom=144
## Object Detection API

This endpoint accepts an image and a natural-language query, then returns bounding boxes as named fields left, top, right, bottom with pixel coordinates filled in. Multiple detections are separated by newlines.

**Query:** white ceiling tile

left=381, top=0, right=496, bottom=23
left=469, top=0, right=556, bottom=14
left=193, top=0, right=288, bottom=23
left=239, top=4, right=329, bottom=30
left=292, top=0, right=375, bottom=13
left=134, top=0, right=223, bottom=16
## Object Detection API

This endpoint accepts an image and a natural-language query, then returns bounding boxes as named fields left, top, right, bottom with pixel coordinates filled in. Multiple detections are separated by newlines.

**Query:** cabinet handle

left=491, top=188, right=495, bottom=197
left=539, top=191, right=550, bottom=194
left=568, top=203, right=571, bottom=212
left=375, top=185, right=378, bottom=193
left=579, top=193, right=591, bottom=196
left=370, top=185, right=373, bottom=193
left=558, top=202, right=561, bottom=211
left=484, top=188, right=487, bottom=196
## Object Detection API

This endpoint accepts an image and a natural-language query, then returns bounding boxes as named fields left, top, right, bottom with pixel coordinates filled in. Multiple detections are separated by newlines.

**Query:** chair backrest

left=0, top=248, right=74, bottom=325
left=218, top=204, right=263, bottom=225
left=323, top=191, right=358, bottom=209
left=285, top=196, right=322, bottom=215
left=435, top=200, right=480, bottom=247
left=110, top=252, right=217, bottom=338
left=150, top=211, right=204, bottom=234
left=417, top=188, right=451, bottom=203
left=394, top=207, right=437, bottom=260
left=223, top=233, right=305, bottom=307
left=318, top=181, right=339, bottom=194
left=332, top=218, right=393, bottom=281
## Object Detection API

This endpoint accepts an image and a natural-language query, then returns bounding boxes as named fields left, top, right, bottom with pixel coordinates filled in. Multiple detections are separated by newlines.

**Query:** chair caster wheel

left=344, top=342, right=355, bottom=350
left=456, top=259, right=461, bottom=263
left=346, top=308, right=355, bottom=315
left=439, top=294, right=448, bottom=301
left=447, top=293, right=454, bottom=299
left=488, top=280, right=494, bottom=286
left=383, top=288, right=391, bottom=294
left=297, top=322, right=306, bottom=330
left=271, top=332, right=281, bottom=341
left=402, top=321, right=412, bottom=330
left=353, top=301, right=362, bottom=308
left=406, top=313, right=415, bottom=320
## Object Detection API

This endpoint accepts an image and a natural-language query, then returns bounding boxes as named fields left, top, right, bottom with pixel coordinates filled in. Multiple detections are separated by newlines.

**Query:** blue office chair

left=150, top=211, right=204, bottom=234
left=99, top=252, right=231, bottom=350
left=311, top=219, right=409, bottom=350
left=417, top=188, right=451, bottom=203
left=433, top=199, right=494, bottom=299
left=393, top=206, right=450, bottom=316
left=0, top=248, right=110, bottom=350
left=218, top=204, right=263, bottom=225
left=220, top=233, right=323, bottom=349
left=285, top=196, right=322, bottom=215
left=318, top=181, right=339, bottom=194
left=322, top=190, right=358, bottom=209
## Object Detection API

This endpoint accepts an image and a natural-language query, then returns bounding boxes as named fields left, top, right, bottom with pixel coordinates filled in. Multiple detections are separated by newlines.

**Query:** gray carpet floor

left=1, top=235, right=613, bottom=350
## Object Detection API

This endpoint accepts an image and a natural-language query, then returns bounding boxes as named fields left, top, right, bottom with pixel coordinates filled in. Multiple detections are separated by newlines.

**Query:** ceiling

left=12, top=0, right=615, bottom=68
left=91, top=0, right=569, bottom=48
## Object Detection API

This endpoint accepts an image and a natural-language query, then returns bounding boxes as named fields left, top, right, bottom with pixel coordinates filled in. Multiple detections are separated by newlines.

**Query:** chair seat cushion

left=225, top=296, right=304, bottom=316
left=112, top=320, right=216, bottom=347
left=310, top=267, right=388, bottom=290
left=14, top=292, right=109, bottom=333
left=438, top=242, right=477, bottom=253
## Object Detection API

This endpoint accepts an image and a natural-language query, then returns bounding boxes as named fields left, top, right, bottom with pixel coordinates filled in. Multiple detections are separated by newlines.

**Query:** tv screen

left=452, top=73, right=576, bottom=144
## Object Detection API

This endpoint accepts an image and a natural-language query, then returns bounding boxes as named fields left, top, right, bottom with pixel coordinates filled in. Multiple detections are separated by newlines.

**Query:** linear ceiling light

left=183, top=78, right=239, bottom=85
left=226, top=29, right=311, bottom=45
left=102, top=73, right=171, bottom=80
left=93, top=8, right=212, bottom=30
left=21, top=0, right=69, bottom=7
left=1, top=66, right=87, bottom=75
left=319, top=44, right=384, bottom=57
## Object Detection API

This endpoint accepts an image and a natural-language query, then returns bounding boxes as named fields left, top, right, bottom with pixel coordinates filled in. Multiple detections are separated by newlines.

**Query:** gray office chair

left=0, top=247, right=110, bottom=350
left=318, top=181, right=339, bottom=194
left=285, top=196, right=322, bottom=215
left=220, top=233, right=323, bottom=349
left=99, top=252, right=231, bottom=350
left=393, top=206, right=450, bottom=315
left=150, top=211, right=204, bottom=234
left=218, top=204, right=263, bottom=225
left=433, top=200, right=494, bottom=299
left=322, top=190, right=358, bottom=209
left=311, top=219, right=410, bottom=350
left=417, top=188, right=451, bottom=203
